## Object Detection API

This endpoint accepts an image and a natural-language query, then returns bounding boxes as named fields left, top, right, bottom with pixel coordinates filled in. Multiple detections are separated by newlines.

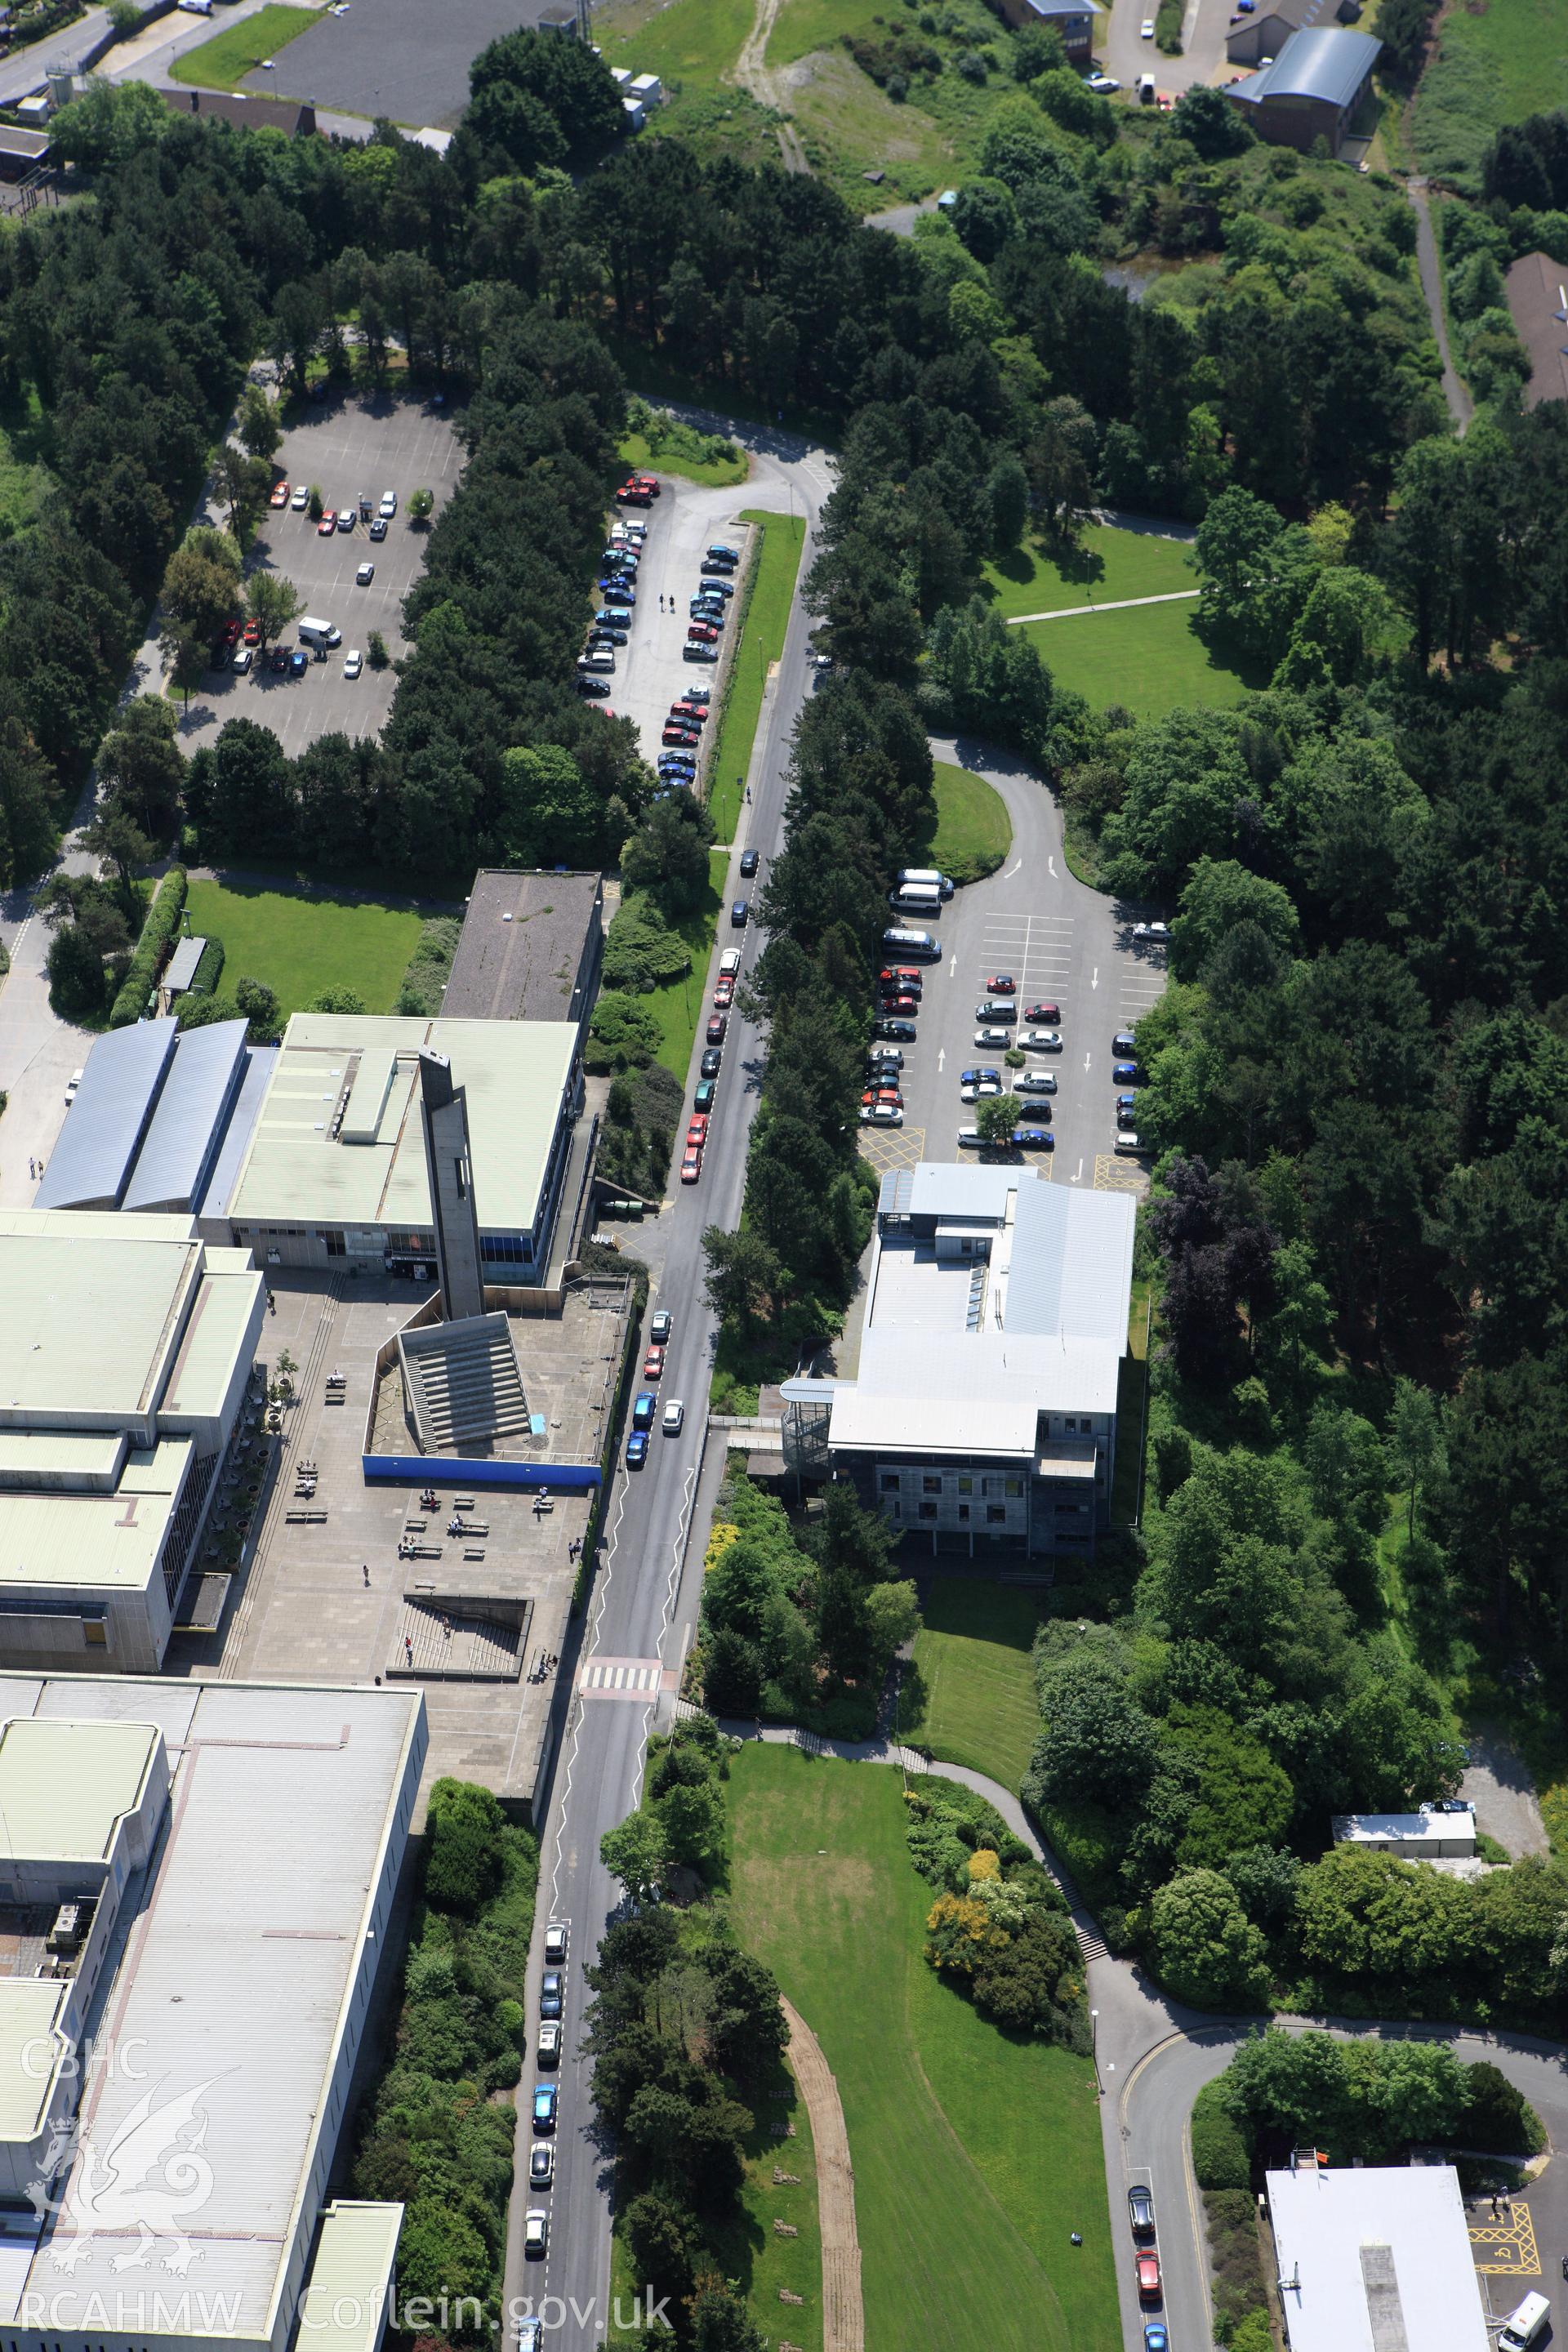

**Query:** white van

left=577, top=648, right=614, bottom=675
left=882, top=928, right=942, bottom=961
left=897, top=866, right=955, bottom=899
left=297, top=616, right=341, bottom=649
left=1498, top=2292, right=1550, bottom=2352
left=889, top=884, right=942, bottom=915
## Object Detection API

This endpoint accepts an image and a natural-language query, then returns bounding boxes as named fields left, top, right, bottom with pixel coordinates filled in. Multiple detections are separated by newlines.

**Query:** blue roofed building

left=36, top=1017, right=263, bottom=1218
left=122, top=1018, right=248, bottom=1213
left=34, top=1019, right=179, bottom=1211
left=782, top=1162, right=1136, bottom=1557
left=1225, top=25, right=1382, bottom=153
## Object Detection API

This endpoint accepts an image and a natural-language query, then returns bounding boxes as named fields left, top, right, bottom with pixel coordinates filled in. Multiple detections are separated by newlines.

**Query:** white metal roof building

left=1267, top=2161, right=1489, bottom=2352
left=37, top=1020, right=258, bottom=1220
left=1225, top=25, right=1382, bottom=153
left=0, top=1215, right=265, bottom=1673
left=1331, top=1805, right=1477, bottom=1859
left=0, top=1673, right=424, bottom=2352
left=218, top=1013, right=583, bottom=1278
left=799, top=1165, right=1136, bottom=1557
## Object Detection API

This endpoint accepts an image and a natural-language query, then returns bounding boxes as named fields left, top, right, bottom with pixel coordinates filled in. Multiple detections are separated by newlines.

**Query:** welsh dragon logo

left=29, top=2077, right=222, bottom=2277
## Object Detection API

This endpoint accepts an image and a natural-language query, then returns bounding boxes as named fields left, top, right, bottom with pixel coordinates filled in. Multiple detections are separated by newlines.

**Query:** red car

left=269, top=480, right=290, bottom=508
left=680, top=1148, right=702, bottom=1184
left=318, top=509, right=337, bottom=535
left=986, top=973, right=1016, bottom=994
left=879, top=966, right=921, bottom=987
left=706, top=1013, right=728, bottom=1045
left=688, top=621, right=719, bottom=644
left=880, top=992, right=919, bottom=1016
left=687, top=1115, right=709, bottom=1146
left=862, top=1087, right=902, bottom=1108
left=633, top=474, right=661, bottom=497
left=643, top=1345, right=665, bottom=1382
left=615, top=485, right=653, bottom=508
left=222, top=618, right=242, bottom=645
left=243, top=617, right=261, bottom=645
left=662, top=726, right=700, bottom=748
left=670, top=702, right=708, bottom=725
left=1023, top=1002, right=1061, bottom=1025
left=713, top=978, right=735, bottom=1009
left=1136, top=2252, right=1161, bottom=2303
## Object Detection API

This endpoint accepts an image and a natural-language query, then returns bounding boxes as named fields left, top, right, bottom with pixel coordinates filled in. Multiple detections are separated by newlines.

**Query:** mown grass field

left=900, top=1579, right=1042, bottom=1793
left=707, top=507, right=806, bottom=844
left=727, top=1745, right=1119, bottom=2352
left=168, top=4, right=318, bottom=87
left=181, top=878, right=422, bottom=1017
left=1411, top=0, right=1568, bottom=187
left=1018, top=596, right=1262, bottom=719
left=642, top=852, right=728, bottom=1084
left=925, top=760, right=1012, bottom=885
left=617, top=427, right=748, bottom=490
left=984, top=523, right=1198, bottom=617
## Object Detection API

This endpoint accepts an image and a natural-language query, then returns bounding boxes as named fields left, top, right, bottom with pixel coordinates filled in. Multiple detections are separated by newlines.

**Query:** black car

left=739, top=849, right=760, bottom=878
left=576, top=676, right=612, bottom=697
left=590, top=627, right=627, bottom=648
left=731, top=899, right=750, bottom=929
left=1128, top=2185, right=1156, bottom=2238
left=701, top=1048, right=722, bottom=1079
left=875, top=1018, right=917, bottom=1043
left=540, top=1971, right=564, bottom=2020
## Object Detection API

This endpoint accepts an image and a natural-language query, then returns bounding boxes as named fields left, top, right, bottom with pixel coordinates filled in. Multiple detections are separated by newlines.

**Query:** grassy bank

left=900, top=1579, right=1041, bottom=1792
left=182, top=877, right=423, bottom=1017
left=167, top=2, right=318, bottom=86
left=925, top=759, right=1011, bottom=885
left=708, top=506, right=807, bottom=844
left=1018, top=596, right=1260, bottom=719
left=641, top=851, right=728, bottom=1085
left=727, top=1744, right=1119, bottom=2352
left=984, top=523, right=1197, bottom=618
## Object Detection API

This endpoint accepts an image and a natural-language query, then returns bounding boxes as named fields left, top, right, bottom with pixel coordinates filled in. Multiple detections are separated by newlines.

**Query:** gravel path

left=780, top=1994, right=865, bottom=2352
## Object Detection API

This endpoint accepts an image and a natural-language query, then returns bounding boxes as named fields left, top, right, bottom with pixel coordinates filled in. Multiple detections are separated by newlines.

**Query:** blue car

left=532, top=2083, right=557, bottom=2134
left=288, top=648, right=308, bottom=677
left=960, top=1067, right=1002, bottom=1087
left=1112, top=1061, right=1139, bottom=1085
left=706, top=544, right=740, bottom=563
left=541, top=1970, right=564, bottom=2019
left=1013, top=1128, right=1054, bottom=1150
left=626, top=1432, right=648, bottom=1467
left=598, top=578, right=635, bottom=602
left=632, top=1392, right=656, bottom=1429
left=1143, top=2327, right=1168, bottom=2352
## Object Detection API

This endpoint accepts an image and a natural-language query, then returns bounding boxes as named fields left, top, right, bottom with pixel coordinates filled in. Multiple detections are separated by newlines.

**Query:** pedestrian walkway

left=1005, top=589, right=1200, bottom=626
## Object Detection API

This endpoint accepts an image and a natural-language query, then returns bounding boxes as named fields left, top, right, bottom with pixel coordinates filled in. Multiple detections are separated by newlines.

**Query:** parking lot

left=587, top=475, right=760, bottom=777
left=234, top=0, right=564, bottom=127
left=181, top=391, right=461, bottom=760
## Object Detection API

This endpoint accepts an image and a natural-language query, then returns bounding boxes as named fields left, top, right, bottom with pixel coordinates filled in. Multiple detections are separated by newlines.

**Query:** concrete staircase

left=401, top=1314, right=529, bottom=1450
left=390, top=1597, right=525, bottom=1680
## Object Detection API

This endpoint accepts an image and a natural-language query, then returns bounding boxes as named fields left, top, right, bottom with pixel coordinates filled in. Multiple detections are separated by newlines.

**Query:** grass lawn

left=924, top=760, right=1011, bottom=886
left=640, top=853, right=727, bottom=1085
left=1411, top=0, right=1568, bottom=185
left=168, top=2, right=318, bottom=84
left=1018, top=597, right=1262, bottom=720
left=181, top=878, right=422, bottom=1018
left=591, top=0, right=782, bottom=171
left=728, top=1745, right=1119, bottom=2352
left=898, top=1579, right=1042, bottom=1793
left=984, top=523, right=1197, bottom=618
left=617, top=427, right=747, bottom=491
left=707, top=508, right=806, bottom=845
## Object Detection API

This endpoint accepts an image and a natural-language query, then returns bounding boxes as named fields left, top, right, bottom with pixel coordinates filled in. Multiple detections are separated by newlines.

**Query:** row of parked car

left=522, top=1917, right=572, bottom=2283
left=1128, top=2182, right=1168, bottom=2348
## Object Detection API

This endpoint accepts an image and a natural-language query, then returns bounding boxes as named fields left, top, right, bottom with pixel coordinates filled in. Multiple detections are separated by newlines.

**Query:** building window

left=957, top=1475, right=973, bottom=1495
left=1064, top=1416, right=1077, bottom=1432
left=986, top=1504, right=1006, bottom=1526
left=919, top=1501, right=938, bottom=1521
left=887, top=1501, right=902, bottom=1520
left=318, top=1229, right=345, bottom=1258
left=1005, top=1478, right=1023, bottom=1499
left=922, top=1474, right=942, bottom=1495
left=957, top=1504, right=970, bottom=1524
left=880, top=1472, right=900, bottom=1494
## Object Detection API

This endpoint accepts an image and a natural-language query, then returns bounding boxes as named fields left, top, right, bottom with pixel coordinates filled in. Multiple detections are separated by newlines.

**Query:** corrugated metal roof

left=0, top=1231, right=202, bottom=1423
left=878, top=1167, right=914, bottom=1218
left=228, top=1015, right=577, bottom=1239
left=34, top=1021, right=178, bottom=1209
left=194, top=1045, right=277, bottom=1222
left=122, top=1019, right=248, bottom=1213
left=0, top=1716, right=159, bottom=1860
left=163, top=934, right=206, bottom=994
left=1004, top=1180, right=1136, bottom=1348
left=905, top=1162, right=1034, bottom=1223
left=298, top=2203, right=404, bottom=2352
left=160, top=1271, right=264, bottom=1426
left=0, top=1678, right=425, bottom=2343
left=1235, top=24, right=1380, bottom=105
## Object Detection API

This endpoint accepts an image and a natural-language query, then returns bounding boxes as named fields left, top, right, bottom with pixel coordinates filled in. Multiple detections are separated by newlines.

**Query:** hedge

left=188, top=933, right=225, bottom=997
left=109, top=865, right=186, bottom=1028
left=1192, top=2077, right=1253, bottom=2190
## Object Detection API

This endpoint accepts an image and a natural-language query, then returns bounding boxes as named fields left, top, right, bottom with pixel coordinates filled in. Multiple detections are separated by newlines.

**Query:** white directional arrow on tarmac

left=1048, top=855, right=1057, bottom=879
left=938, top=1049, right=945, bottom=1072
left=1005, top=858, right=1022, bottom=879
left=950, top=952, right=958, bottom=976
left=1092, top=966, right=1099, bottom=988
left=1085, top=1052, right=1093, bottom=1073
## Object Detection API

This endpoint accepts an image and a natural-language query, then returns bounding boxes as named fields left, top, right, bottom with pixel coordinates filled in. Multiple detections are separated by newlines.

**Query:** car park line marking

left=1468, top=2207, right=1540, bottom=2274
left=1092, top=966, right=1099, bottom=987
left=1074, top=1159, right=1084, bottom=1183
left=1085, top=1053, right=1093, bottom=1072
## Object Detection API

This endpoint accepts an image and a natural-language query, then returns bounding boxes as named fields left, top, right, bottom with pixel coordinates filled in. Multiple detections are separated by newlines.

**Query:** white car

left=65, top=1068, right=82, bottom=1103
left=1134, top=920, right=1171, bottom=945
left=719, top=948, right=742, bottom=977
left=543, top=1921, right=568, bottom=1964
left=960, top=1078, right=1002, bottom=1102
left=290, top=484, right=309, bottom=510
left=231, top=645, right=253, bottom=673
left=1086, top=71, right=1120, bottom=90
left=974, top=1027, right=1012, bottom=1049
left=860, top=1101, right=904, bottom=1125
left=1022, top=1028, right=1062, bottom=1052
left=537, top=2022, right=562, bottom=2065
left=662, top=1400, right=684, bottom=1435
left=523, top=2211, right=548, bottom=2260
left=1114, top=1132, right=1143, bottom=1155
left=343, top=649, right=363, bottom=679
left=1140, top=15, right=1155, bottom=32
left=355, top=562, right=374, bottom=585
left=1016, top=1071, right=1058, bottom=1095
left=528, top=2144, right=553, bottom=2188
left=379, top=490, right=398, bottom=517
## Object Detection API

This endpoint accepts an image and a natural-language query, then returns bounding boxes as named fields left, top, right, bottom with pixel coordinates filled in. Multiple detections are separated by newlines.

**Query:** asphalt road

left=498, top=425, right=834, bottom=2352
left=1102, top=0, right=1234, bottom=99
left=875, top=734, right=1166, bottom=1196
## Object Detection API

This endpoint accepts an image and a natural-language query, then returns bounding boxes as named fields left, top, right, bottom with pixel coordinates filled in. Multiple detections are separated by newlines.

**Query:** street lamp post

left=1090, top=2007, right=1102, bottom=2096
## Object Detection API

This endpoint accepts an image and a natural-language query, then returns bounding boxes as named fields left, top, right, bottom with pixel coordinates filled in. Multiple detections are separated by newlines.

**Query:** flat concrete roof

left=442, top=871, right=602, bottom=1024
left=161, top=1265, right=264, bottom=1424
left=0, top=1231, right=202, bottom=1423
left=226, top=1014, right=577, bottom=1241
left=0, top=1980, right=69, bottom=2145
left=0, top=1716, right=160, bottom=1860
left=0, top=1677, right=425, bottom=2342
left=1266, top=2163, right=1487, bottom=2352
left=0, top=1439, right=189, bottom=1591
left=297, top=2203, right=404, bottom=2352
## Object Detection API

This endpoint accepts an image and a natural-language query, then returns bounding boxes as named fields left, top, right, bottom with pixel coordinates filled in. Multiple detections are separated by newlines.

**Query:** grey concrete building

left=441, top=870, right=604, bottom=1036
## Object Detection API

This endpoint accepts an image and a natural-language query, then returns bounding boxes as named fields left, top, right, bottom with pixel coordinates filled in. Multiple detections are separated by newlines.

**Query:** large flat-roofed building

left=1331, top=1803, right=1477, bottom=1859
left=786, top=1164, right=1135, bottom=1555
left=441, top=871, right=604, bottom=1034
left=1225, top=25, right=1381, bottom=153
left=0, top=1672, right=423, bottom=2352
left=217, top=1013, right=583, bottom=1278
left=0, top=1213, right=265, bottom=1673
left=1266, top=2159, right=1489, bottom=2351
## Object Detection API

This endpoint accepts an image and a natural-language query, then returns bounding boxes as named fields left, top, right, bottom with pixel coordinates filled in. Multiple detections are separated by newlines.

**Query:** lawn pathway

left=1004, top=588, right=1200, bottom=626
left=780, top=1996, right=864, bottom=2352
